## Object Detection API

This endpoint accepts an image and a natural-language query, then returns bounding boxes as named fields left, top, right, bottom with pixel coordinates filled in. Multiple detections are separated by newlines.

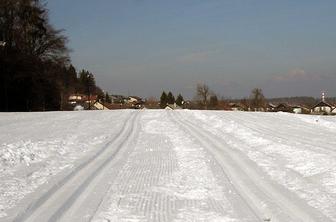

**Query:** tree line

left=158, top=84, right=219, bottom=109
left=159, top=91, right=184, bottom=108
left=0, top=0, right=102, bottom=111
left=157, top=83, right=269, bottom=111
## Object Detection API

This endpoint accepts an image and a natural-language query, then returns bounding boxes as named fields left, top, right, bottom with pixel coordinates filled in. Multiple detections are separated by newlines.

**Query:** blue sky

left=48, top=0, right=336, bottom=99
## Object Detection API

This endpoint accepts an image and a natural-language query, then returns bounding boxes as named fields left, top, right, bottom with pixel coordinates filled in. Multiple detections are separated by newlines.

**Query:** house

left=311, top=92, right=336, bottom=114
left=274, top=103, right=293, bottom=113
left=93, top=101, right=110, bottom=110
left=105, top=103, right=126, bottom=110
left=292, top=105, right=309, bottom=114
left=311, top=101, right=334, bottom=114
left=165, top=106, right=173, bottom=110
left=266, top=103, right=276, bottom=112
left=126, top=96, right=144, bottom=109
left=229, top=103, right=245, bottom=111
left=165, top=103, right=182, bottom=110
left=128, top=96, right=143, bottom=104
left=68, top=94, right=98, bottom=110
left=332, top=107, right=336, bottom=114
left=68, top=94, right=97, bottom=105
left=86, top=95, right=98, bottom=103
left=68, top=94, right=86, bottom=104
left=110, top=95, right=127, bottom=104
left=132, top=102, right=144, bottom=109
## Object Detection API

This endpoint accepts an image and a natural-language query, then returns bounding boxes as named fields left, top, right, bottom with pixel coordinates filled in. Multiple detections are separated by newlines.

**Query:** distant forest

left=0, top=0, right=102, bottom=112
left=267, top=97, right=336, bottom=107
left=228, top=96, right=336, bottom=108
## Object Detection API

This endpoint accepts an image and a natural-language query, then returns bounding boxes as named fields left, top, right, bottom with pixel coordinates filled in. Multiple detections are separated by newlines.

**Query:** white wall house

left=293, top=107, right=303, bottom=114
left=69, top=95, right=83, bottom=100
left=332, top=107, right=336, bottom=114
left=128, top=96, right=142, bottom=104
left=68, top=94, right=85, bottom=104
left=292, top=106, right=309, bottom=114
left=165, top=103, right=182, bottom=110
left=311, top=101, right=333, bottom=114
left=93, top=101, right=110, bottom=110
left=229, top=103, right=245, bottom=111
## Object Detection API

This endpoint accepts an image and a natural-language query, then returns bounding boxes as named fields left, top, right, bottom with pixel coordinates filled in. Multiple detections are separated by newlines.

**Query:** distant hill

left=267, top=97, right=336, bottom=107
left=228, top=97, right=336, bottom=108
left=267, top=97, right=318, bottom=107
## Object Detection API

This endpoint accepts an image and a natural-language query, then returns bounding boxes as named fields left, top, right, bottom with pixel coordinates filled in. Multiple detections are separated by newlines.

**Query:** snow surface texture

left=0, top=110, right=335, bottom=221
left=0, top=111, right=131, bottom=220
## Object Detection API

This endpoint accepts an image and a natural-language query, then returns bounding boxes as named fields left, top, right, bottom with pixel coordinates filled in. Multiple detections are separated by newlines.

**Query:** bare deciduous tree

left=250, top=88, right=266, bottom=111
left=196, top=83, right=211, bottom=109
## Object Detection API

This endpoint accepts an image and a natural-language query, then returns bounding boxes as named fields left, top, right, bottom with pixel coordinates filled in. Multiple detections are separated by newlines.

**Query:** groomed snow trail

left=0, top=112, right=138, bottom=221
left=172, top=111, right=333, bottom=222
left=0, top=110, right=132, bottom=220
left=1, top=110, right=336, bottom=221
left=14, top=111, right=139, bottom=222
left=92, top=110, right=258, bottom=222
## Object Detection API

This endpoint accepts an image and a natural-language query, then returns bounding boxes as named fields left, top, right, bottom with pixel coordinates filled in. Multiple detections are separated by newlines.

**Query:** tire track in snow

left=14, top=111, right=139, bottom=222
left=171, top=111, right=332, bottom=222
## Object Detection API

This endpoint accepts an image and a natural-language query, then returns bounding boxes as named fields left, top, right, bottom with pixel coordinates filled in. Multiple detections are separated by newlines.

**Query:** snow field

left=0, top=111, right=132, bottom=220
left=0, top=110, right=335, bottom=221
left=183, top=110, right=336, bottom=221
left=93, top=111, right=252, bottom=222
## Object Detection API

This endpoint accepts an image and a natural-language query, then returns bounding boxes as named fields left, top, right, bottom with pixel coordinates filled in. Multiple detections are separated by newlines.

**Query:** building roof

left=267, top=103, right=277, bottom=108
left=129, top=96, right=142, bottom=100
left=229, top=103, right=245, bottom=109
left=276, top=103, right=291, bottom=108
left=165, top=104, right=182, bottom=110
left=312, top=101, right=333, bottom=109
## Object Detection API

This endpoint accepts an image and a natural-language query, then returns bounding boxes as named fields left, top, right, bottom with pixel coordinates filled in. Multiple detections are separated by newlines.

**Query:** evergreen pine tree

left=160, top=91, right=167, bottom=108
left=167, top=92, right=175, bottom=105
left=105, top=92, right=111, bottom=103
left=176, top=94, right=184, bottom=106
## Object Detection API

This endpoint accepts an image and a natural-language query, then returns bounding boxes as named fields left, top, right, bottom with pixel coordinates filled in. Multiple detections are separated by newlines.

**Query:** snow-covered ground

left=0, top=110, right=335, bottom=221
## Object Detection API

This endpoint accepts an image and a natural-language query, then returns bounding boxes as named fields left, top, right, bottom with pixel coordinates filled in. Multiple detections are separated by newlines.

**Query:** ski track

left=172, top=111, right=334, bottom=222
left=182, top=110, right=336, bottom=221
left=1, top=110, right=336, bottom=221
left=0, top=111, right=132, bottom=219
left=225, top=112, right=336, bottom=155
left=10, top=111, right=139, bottom=222
left=92, top=111, right=257, bottom=222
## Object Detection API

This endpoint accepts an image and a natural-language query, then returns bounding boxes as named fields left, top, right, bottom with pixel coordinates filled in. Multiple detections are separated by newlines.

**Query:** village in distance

left=67, top=80, right=336, bottom=116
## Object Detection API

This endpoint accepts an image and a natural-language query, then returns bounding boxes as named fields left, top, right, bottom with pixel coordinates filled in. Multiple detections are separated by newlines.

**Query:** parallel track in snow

left=170, top=111, right=332, bottom=222
left=13, top=111, right=140, bottom=222
left=223, top=112, right=336, bottom=156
